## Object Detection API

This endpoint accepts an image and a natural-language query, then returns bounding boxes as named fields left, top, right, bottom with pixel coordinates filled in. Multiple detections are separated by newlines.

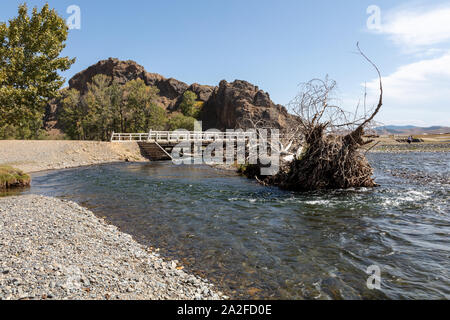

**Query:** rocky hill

left=201, top=80, right=296, bottom=130
left=68, top=58, right=208, bottom=110
left=45, top=58, right=295, bottom=133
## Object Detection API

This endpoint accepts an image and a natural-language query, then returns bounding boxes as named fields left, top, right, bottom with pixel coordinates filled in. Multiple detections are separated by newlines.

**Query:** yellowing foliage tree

left=60, top=76, right=168, bottom=140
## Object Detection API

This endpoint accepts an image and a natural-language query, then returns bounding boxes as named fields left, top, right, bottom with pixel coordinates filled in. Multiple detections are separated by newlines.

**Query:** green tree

left=179, top=90, right=202, bottom=118
left=0, top=3, right=75, bottom=139
left=167, top=113, right=196, bottom=131
left=146, top=103, right=168, bottom=131
left=108, top=81, right=125, bottom=132
left=59, top=88, right=85, bottom=140
left=59, top=76, right=168, bottom=140
left=84, top=74, right=114, bottom=140
left=124, top=79, right=167, bottom=131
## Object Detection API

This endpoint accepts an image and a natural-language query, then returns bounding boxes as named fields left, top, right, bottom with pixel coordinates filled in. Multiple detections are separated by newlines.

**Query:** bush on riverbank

left=0, top=166, right=31, bottom=189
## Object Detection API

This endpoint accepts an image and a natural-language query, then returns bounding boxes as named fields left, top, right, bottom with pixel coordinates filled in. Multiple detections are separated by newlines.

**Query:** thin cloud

left=378, top=5, right=450, bottom=49
left=363, top=3, right=450, bottom=126
left=366, top=52, right=450, bottom=126
left=367, top=52, right=450, bottom=101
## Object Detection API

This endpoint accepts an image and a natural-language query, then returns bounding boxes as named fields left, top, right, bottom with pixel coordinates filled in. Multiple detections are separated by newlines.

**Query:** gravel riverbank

left=370, top=142, right=450, bottom=153
left=0, top=140, right=146, bottom=173
left=0, top=195, right=224, bottom=300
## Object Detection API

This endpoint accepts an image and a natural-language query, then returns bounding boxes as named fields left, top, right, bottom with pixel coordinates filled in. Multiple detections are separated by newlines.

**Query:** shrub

left=0, top=166, right=31, bottom=189
left=167, top=113, right=196, bottom=131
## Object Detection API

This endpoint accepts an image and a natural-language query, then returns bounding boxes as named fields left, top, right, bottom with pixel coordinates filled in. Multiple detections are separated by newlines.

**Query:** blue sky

left=1, top=0, right=449, bottom=126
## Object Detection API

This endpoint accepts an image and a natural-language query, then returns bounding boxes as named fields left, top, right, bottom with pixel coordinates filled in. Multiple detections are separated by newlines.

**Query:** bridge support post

left=148, top=129, right=152, bottom=141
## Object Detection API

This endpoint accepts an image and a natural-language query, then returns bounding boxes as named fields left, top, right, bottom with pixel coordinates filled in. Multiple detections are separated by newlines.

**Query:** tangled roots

left=251, top=126, right=377, bottom=191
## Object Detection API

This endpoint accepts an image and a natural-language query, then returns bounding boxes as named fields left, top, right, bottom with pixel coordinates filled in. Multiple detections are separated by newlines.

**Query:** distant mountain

left=375, top=125, right=450, bottom=135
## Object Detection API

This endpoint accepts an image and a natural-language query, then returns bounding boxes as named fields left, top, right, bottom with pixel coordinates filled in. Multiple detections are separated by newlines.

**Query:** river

left=14, top=152, right=450, bottom=299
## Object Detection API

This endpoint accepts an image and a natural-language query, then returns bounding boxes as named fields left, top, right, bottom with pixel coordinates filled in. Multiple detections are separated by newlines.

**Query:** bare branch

left=352, top=42, right=383, bottom=132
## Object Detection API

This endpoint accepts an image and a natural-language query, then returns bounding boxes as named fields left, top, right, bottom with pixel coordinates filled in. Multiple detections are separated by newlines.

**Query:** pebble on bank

left=0, top=195, right=224, bottom=300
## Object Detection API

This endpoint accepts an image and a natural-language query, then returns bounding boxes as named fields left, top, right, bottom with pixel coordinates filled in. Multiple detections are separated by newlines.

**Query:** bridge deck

left=115, top=131, right=280, bottom=162
left=111, top=131, right=254, bottom=143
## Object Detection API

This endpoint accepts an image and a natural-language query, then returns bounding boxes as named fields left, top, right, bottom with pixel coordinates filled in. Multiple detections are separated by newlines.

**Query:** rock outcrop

left=200, top=80, right=296, bottom=130
left=45, top=58, right=296, bottom=133
left=168, top=83, right=215, bottom=112
left=188, top=83, right=215, bottom=102
left=69, top=58, right=189, bottom=109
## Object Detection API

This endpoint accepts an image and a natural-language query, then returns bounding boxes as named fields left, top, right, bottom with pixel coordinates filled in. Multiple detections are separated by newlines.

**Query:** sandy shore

left=0, top=195, right=224, bottom=300
left=0, top=140, right=146, bottom=173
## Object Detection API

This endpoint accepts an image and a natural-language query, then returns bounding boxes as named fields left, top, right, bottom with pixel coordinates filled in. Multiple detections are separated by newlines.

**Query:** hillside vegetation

left=59, top=75, right=200, bottom=140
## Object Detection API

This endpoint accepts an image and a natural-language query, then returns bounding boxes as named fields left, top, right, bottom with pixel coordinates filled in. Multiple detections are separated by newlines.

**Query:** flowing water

left=14, top=153, right=450, bottom=299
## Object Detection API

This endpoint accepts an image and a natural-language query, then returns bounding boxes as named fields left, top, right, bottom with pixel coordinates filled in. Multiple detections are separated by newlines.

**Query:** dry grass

left=0, top=166, right=31, bottom=189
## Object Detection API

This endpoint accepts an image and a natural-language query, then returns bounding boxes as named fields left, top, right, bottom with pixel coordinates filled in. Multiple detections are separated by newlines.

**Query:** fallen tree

left=241, top=44, right=384, bottom=191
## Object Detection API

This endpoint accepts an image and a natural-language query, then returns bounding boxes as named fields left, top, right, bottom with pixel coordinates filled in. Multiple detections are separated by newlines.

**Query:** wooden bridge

left=110, top=131, right=255, bottom=161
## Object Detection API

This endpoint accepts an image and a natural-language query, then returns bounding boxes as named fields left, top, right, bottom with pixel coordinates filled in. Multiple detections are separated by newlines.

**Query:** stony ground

left=368, top=134, right=450, bottom=153
left=0, top=195, right=225, bottom=300
left=371, top=143, right=450, bottom=153
left=0, top=140, right=146, bottom=173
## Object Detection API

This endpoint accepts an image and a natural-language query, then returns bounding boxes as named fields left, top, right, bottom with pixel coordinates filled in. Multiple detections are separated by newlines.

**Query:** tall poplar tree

left=0, top=3, right=75, bottom=138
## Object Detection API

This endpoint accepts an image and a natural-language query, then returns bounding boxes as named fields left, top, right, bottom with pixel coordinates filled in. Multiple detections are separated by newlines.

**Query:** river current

left=13, top=152, right=450, bottom=299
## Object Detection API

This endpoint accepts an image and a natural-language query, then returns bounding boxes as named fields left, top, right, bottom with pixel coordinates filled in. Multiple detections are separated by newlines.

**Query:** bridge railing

left=110, top=131, right=256, bottom=142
